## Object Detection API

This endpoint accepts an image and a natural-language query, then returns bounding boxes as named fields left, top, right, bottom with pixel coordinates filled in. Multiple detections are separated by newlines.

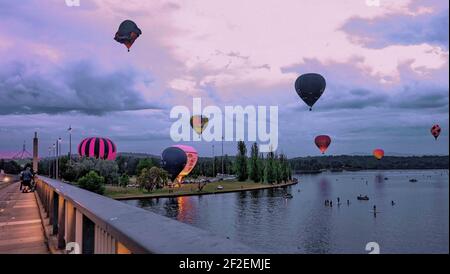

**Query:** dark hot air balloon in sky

left=78, top=137, right=117, bottom=160
left=190, top=115, right=209, bottom=135
left=315, top=135, right=331, bottom=154
left=162, top=145, right=198, bottom=184
left=114, top=20, right=142, bottom=52
left=431, top=124, right=441, bottom=140
left=373, top=149, right=384, bottom=160
left=295, top=73, right=326, bottom=111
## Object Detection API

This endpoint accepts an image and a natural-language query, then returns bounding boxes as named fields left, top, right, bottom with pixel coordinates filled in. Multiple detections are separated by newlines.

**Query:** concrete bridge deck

left=0, top=182, right=49, bottom=254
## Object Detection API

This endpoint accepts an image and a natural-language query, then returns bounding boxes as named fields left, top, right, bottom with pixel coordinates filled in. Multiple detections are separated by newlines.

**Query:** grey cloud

left=0, top=61, right=161, bottom=115
left=342, top=9, right=449, bottom=49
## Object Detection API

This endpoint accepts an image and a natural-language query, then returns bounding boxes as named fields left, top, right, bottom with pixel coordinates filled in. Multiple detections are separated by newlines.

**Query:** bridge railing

left=35, top=176, right=255, bottom=254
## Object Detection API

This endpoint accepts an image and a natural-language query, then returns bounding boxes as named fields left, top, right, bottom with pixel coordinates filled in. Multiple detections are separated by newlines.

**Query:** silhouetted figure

left=373, top=205, right=377, bottom=212
left=347, top=200, right=350, bottom=205
left=21, top=167, right=33, bottom=193
left=391, top=200, right=395, bottom=206
left=330, top=201, right=333, bottom=207
left=337, top=197, right=340, bottom=204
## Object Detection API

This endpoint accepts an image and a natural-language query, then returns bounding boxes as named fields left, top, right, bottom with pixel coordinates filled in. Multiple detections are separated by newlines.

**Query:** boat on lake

left=357, top=195, right=369, bottom=201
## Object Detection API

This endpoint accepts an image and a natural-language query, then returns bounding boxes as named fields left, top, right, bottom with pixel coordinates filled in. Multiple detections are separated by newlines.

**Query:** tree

left=279, top=154, right=289, bottom=183
left=235, top=141, right=248, bottom=181
left=249, top=142, right=260, bottom=182
left=77, top=171, right=105, bottom=195
left=265, top=150, right=276, bottom=184
left=0, top=160, right=21, bottom=174
left=115, top=155, right=128, bottom=174
left=136, top=158, right=154, bottom=175
left=137, top=167, right=169, bottom=192
left=61, top=162, right=77, bottom=182
left=95, top=159, right=119, bottom=185
left=258, top=153, right=265, bottom=183
left=119, top=173, right=130, bottom=188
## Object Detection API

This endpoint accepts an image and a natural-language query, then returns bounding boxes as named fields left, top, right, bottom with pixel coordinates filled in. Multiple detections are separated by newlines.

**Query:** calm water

left=123, top=170, right=449, bottom=254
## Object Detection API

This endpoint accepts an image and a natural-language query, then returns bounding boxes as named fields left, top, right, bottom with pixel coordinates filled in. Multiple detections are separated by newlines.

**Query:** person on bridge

left=21, top=167, right=33, bottom=193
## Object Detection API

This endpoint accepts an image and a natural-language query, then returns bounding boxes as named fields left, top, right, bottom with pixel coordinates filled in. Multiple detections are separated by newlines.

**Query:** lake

left=122, top=170, right=449, bottom=254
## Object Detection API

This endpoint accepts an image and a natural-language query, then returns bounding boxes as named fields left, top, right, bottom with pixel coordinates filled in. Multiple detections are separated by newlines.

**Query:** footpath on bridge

left=0, top=181, right=49, bottom=254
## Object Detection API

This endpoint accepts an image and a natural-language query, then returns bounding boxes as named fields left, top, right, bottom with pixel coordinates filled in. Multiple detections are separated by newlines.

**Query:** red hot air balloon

left=315, top=135, right=331, bottom=154
left=431, top=124, right=441, bottom=140
left=373, top=149, right=384, bottom=160
left=78, top=137, right=117, bottom=160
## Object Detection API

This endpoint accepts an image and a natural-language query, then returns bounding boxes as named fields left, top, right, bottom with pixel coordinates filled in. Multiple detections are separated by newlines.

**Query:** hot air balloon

left=162, top=145, right=198, bottom=184
left=190, top=115, right=209, bottom=135
left=294, top=73, right=326, bottom=111
left=315, top=135, right=331, bottom=154
left=114, top=20, right=142, bottom=52
left=431, top=124, right=441, bottom=140
left=373, top=149, right=384, bottom=160
left=78, top=137, right=117, bottom=160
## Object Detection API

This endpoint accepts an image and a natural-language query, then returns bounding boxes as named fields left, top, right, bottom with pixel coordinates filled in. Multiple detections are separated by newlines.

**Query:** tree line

left=289, top=155, right=449, bottom=171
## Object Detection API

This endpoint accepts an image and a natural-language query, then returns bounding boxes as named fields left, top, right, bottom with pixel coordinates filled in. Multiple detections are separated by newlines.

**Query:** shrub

left=77, top=171, right=105, bottom=195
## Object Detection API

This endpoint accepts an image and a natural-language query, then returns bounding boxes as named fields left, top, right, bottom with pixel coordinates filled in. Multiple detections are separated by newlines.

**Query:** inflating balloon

left=315, top=135, right=331, bottom=154
left=190, top=115, right=209, bottom=135
left=295, top=73, right=326, bottom=111
left=431, top=124, right=441, bottom=140
left=162, top=145, right=198, bottom=183
left=373, top=149, right=384, bottom=160
left=78, top=137, right=117, bottom=160
left=114, top=20, right=142, bottom=52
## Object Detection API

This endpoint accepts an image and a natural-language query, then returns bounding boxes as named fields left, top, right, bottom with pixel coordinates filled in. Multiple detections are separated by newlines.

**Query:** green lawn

left=104, top=180, right=294, bottom=199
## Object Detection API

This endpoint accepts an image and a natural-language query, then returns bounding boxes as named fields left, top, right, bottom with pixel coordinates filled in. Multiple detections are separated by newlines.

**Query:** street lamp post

left=68, top=126, right=72, bottom=163
left=212, top=144, right=215, bottom=177
left=48, top=147, right=51, bottom=176
left=52, top=143, right=56, bottom=178
left=57, top=137, right=62, bottom=179
left=221, top=135, right=224, bottom=175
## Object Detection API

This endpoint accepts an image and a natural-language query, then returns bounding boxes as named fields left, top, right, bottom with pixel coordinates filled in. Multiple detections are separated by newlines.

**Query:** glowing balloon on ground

left=190, top=115, right=209, bottom=135
left=78, top=137, right=117, bottom=160
left=315, top=135, right=331, bottom=154
left=162, top=145, right=198, bottom=183
left=114, top=20, right=142, bottom=52
left=431, top=124, right=441, bottom=140
left=373, top=149, right=384, bottom=160
left=294, top=73, right=326, bottom=111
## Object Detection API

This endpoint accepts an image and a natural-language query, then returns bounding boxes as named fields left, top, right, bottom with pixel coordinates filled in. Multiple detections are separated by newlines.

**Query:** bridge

left=0, top=132, right=255, bottom=254
left=0, top=174, right=255, bottom=254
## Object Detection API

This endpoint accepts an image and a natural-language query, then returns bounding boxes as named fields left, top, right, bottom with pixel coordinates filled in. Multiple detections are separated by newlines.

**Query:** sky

left=0, top=0, right=448, bottom=158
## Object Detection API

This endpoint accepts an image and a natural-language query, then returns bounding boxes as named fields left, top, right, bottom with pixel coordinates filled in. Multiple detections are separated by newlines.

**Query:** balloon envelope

left=162, top=145, right=198, bottom=183
left=431, top=124, right=441, bottom=140
left=295, top=73, right=326, bottom=110
left=190, top=115, right=209, bottom=135
left=315, top=135, right=331, bottom=154
left=78, top=137, right=117, bottom=160
left=114, top=20, right=142, bottom=51
left=373, top=149, right=384, bottom=160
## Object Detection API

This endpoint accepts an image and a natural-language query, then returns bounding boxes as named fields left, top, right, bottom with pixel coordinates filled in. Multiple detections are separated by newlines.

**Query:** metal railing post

left=57, top=195, right=66, bottom=249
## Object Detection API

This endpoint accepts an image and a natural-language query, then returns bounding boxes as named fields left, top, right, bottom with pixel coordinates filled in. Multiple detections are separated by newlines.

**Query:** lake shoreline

left=110, top=180, right=298, bottom=200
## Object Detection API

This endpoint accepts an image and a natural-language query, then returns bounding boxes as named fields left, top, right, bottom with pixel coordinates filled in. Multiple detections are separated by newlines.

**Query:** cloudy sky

left=0, top=0, right=448, bottom=158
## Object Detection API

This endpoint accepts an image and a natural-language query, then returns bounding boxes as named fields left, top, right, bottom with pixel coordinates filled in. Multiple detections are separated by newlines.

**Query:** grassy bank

left=105, top=180, right=297, bottom=200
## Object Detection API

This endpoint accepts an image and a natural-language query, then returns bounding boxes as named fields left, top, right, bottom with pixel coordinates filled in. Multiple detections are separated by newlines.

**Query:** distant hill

left=116, top=152, right=160, bottom=159
left=289, top=155, right=449, bottom=171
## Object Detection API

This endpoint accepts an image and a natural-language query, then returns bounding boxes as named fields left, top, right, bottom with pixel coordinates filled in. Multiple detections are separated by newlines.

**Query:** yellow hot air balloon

left=190, top=115, right=209, bottom=135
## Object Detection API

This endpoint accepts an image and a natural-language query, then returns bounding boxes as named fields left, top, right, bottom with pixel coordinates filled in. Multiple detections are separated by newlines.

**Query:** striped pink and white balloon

left=78, top=137, right=117, bottom=160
